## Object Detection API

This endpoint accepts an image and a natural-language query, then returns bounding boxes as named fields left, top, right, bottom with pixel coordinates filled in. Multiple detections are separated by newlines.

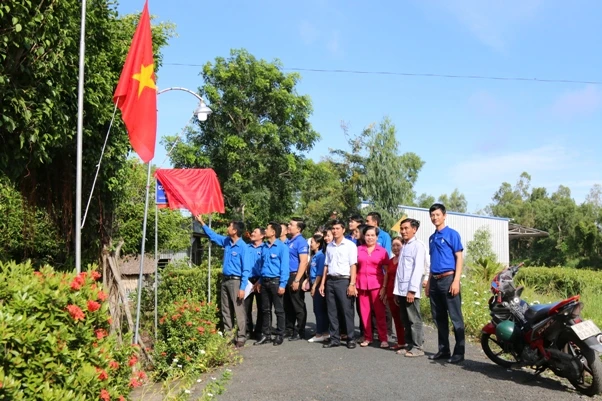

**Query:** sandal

left=404, top=349, right=425, bottom=357
left=360, top=341, right=370, bottom=347
left=380, top=341, right=389, bottom=349
left=389, top=344, right=406, bottom=351
left=395, top=349, right=405, bottom=355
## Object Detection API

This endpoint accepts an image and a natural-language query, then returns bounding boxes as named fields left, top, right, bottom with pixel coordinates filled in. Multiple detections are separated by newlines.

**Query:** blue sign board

left=156, top=180, right=168, bottom=205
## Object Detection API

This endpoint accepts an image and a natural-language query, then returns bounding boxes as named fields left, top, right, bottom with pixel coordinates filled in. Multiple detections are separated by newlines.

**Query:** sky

left=117, top=0, right=602, bottom=213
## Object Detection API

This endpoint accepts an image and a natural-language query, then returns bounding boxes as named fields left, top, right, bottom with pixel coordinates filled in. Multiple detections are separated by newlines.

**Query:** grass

left=420, top=268, right=602, bottom=339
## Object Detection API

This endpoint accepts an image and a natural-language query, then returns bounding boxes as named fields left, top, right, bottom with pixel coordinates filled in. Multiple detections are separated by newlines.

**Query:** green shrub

left=516, top=267, right=602, bottom=298
left=151, top=297, right=234, bottom=379
left=0, top=261, right=144, bottom=400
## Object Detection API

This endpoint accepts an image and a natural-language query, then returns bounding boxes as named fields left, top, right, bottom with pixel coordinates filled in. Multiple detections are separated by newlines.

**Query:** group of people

left=196, top=203, right=466, bottom=363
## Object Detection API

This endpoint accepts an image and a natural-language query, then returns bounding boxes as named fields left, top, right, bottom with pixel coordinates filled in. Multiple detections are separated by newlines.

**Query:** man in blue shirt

left=196, top=215, right=251, bottom=348
left=254, top=222, right=289, bottom=346
left=284, top=217, right=309, bottom=340
left=244, top=227, right=265, bottom=340
left=426, top=203, right=465, bottom=364
left=366, top=211, right=392, bottom=254
left=345, top=214, right=364, bottom=244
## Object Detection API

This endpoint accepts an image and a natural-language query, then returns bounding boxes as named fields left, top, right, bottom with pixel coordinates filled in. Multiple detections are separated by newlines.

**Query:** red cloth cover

left=154, top=169, right=225, bottom=215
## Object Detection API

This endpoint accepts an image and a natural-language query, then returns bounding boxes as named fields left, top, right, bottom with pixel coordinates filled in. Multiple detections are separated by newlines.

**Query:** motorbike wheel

left=481, top=332, right=520, bottom=369
left=557, top=333, right=602, bottom=396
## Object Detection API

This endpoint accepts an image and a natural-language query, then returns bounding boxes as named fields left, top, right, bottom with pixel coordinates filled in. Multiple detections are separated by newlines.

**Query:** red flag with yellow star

left=113, top=0, right=156, bottom=163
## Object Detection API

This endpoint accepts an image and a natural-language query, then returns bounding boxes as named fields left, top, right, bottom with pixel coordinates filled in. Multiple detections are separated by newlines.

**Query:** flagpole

left=75, top=0, right=87, bottom=274
left=154, top=180, right=159, bottom=340
left=134, top=161, right=152, bottom=344
left=208, top=215, right=212, bottom=304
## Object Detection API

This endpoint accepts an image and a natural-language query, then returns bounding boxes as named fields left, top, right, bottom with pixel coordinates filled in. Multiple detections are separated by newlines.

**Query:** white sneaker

left=308, top=335, right=325, bottom=343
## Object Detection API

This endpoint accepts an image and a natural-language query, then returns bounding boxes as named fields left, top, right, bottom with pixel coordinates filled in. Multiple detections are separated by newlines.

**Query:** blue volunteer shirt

left=344, top=234, right=358, bottom=245
left=202, top=224, right=250, bottom=290
left=286, top=233, right=308, bottom=273
left=429, top=226, right=463, bottom=275
left=377, top=230, right=392, bottom=254
left=246, top=242, right=265, bottom=278
left=260, top=239, right=289, bottom=289
left=309, top=250, right=325, bottom=283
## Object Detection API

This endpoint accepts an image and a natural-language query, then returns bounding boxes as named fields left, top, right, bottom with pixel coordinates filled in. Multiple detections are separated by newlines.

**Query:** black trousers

left=261, top=278, right=285, bottom=337
left=284, top=273, right=307, bottom=336
left=429, top=274, right=465, bottom=356
left=244, top=278, right=263, bottom=338
left=326, top=278, right=355, bottom=344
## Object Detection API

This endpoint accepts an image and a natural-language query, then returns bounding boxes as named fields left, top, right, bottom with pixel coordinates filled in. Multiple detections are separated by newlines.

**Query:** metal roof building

left=395, top=205, right=511, bottom=266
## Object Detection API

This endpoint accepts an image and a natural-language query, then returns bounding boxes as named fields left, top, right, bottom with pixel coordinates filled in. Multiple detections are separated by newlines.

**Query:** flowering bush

left=152, top=297, right=234, bottom=379
left=0, top=261, right=145, bottom=400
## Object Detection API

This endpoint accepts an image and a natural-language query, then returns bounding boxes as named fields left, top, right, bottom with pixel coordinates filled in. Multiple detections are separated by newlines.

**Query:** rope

left=81, top=101, right=118, bottom=228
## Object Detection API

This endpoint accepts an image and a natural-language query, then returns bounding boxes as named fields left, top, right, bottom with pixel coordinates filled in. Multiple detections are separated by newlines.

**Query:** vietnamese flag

left=113, top=0, right=156, bottom=163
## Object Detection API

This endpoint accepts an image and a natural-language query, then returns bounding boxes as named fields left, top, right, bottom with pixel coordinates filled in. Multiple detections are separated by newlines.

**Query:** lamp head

left=194, top=100, right=212, bottom=122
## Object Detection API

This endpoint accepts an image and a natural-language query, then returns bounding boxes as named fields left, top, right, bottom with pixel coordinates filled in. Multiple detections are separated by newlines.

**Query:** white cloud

left=550, top=85, right=602, bottom=119
left=429, top=0, right=543, bottom=51
left=299, top=20, right=319, bottom=45
left=449, top=144, right=573, bottom=187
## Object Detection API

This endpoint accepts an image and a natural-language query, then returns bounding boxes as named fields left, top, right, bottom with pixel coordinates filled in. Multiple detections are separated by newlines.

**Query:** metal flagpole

left=208, top=215, right=212, bottom=304
left=134, top=162, right=152, bottom=344
left=75, top=0, right=87, bottom=274
left=154, top=180, right=159, bottom=340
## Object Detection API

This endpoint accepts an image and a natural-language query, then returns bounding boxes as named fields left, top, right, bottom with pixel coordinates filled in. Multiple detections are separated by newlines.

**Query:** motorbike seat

left=525, top=303, right=559, bottom=323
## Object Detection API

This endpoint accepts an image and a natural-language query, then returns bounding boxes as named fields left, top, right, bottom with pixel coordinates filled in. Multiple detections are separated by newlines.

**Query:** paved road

left=219, top=293, right=590, bottom=401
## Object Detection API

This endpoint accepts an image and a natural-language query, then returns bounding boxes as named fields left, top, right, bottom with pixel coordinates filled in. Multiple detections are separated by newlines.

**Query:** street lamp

left=157, top=86, right=212, bottom=121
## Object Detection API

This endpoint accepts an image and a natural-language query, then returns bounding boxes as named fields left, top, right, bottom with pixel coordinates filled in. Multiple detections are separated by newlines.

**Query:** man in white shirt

left=319, top=219, right=358, bottom=349
left=394, top=218, right=426, bottom=357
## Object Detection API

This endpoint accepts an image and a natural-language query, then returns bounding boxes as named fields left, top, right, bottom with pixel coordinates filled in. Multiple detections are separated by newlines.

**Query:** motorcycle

left=481, top=263, right=602, bottom=396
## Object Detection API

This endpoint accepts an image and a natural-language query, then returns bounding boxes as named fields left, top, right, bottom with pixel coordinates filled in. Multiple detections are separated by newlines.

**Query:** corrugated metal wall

left=398, top=206, right=510, bottom=266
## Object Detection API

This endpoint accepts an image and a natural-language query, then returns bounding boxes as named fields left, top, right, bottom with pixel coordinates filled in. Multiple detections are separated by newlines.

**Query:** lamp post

left=135, top=87, right=212, bottom=343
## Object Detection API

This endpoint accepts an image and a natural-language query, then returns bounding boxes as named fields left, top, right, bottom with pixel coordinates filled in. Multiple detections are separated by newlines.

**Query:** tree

left=415, top=193, right=436, bottom=209
left=465, top=227, right=497, bottom=265
left=294, top=159, right=346, bottom=231
left=0, top=1, right=174, bottom=266
left=112, top=159, right=191, bottom=256
left=361, top=117, right=424, bottom=230
left=165, top=49, right=319, bottom=228
left=438, top=189, right=467, bottom=213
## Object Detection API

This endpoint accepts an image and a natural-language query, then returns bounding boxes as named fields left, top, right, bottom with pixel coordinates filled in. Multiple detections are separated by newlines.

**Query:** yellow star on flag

left=132, top=63, right=156, bottom=97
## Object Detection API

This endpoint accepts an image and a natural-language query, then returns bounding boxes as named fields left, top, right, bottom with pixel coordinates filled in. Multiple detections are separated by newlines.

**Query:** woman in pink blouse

left=356, top=226, right=390, bottom=348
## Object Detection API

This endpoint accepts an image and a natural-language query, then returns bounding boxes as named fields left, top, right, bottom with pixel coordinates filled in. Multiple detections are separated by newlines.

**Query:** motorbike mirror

left=516, top=286, right=524, bottom=297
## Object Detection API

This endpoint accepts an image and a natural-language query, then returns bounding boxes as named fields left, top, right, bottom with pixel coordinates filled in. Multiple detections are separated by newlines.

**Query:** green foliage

left=469, top=257, right=503, bottom=283
left=488, top=172, right=602, bottom=267
left=113, top=159, right=191, bottom=255
left=465, top=227, right=497, bottom=266
left=0, top=261, right=143, bottom=400
left=415, top=193, right=436, bottom=209
left=0, top=175, right=66, bottom=265
left=516, top=266, right=602, bottom=299
left=438, top=189, right=467, bottom=213
left=0, top=0, right=175, bottom=267
left=294, top=159, right=346, bottom=230
left=165, top=49, right=319, bottom=228
left=152, top=298, right=233, bottom=379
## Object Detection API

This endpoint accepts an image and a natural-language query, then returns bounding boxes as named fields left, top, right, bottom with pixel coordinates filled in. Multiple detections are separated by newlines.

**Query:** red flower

left=96, top=367, right=108, bottom=381
left=107, top=317, right=113, bottom=325
left=197, top=326, right=205, bottom=334
left=128, top=355, right=138, bottom=367
left=109, top=360, right=120, bottom=370
left=100, top=389, right=110, bottom=401
left=160, top=352, right=167, bottom=357
left=137, top=371, right=147, bottom=380
left=119, top=396, right=125, bottom=401
left=66, top=304, right=85, bottom=321
left=92, top=271, right=102, bottom=281
left=171, top=314, right=181, bottom=321
left=129, top=377, right=142, bottom=388
left=186, top=321, right=192, bottom=327
left=87, top=300, right=101, bottom=312
left=34, top=271, right=43, bottom=277
left=95, top=328, right=107, bottom=340
left=70, top=276, right=84, bottom=291
left=97, top=291, right=108, bottom=302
